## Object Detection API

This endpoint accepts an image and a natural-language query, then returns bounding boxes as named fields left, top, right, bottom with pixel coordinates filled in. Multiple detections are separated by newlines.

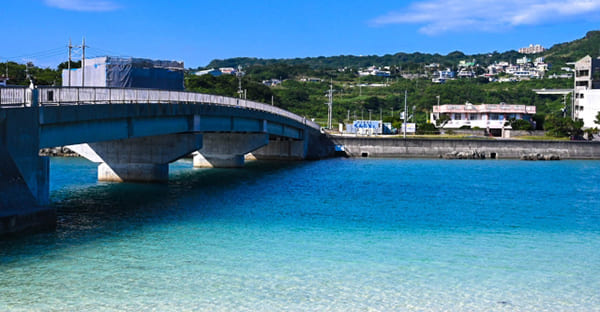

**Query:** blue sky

left=1, top=0, right=600, bottom=68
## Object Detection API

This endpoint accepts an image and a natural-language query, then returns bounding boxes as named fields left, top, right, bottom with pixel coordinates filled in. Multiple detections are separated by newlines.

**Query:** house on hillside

left=519, top=44, right=545, bottom=54
left=358, top=66, right=391, bottom=77
left=195, top=68, right=222, bottom=77
left=262, top=79, right=282, bottom=87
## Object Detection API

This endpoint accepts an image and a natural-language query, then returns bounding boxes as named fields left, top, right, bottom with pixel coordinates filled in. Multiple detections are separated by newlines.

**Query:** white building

left=574, top=89, right=600, bottom=128
left=573, top=55, right=600, bottom=128
left=219, top=67, right=236, bottom=75
left=358, top=66, right=391, bottom=77
left=431, top=102, right=536, bottom=129
left=519, top=44, right=546, bottom=54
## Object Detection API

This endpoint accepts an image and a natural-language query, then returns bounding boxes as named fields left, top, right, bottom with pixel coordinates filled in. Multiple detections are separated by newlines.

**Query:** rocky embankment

left=443, top=151, right=486, bottom=159
left=520, top=153, right=560, bottom=161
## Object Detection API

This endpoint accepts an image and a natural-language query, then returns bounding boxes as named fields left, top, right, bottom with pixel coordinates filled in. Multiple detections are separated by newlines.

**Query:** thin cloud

left=44, top=0, right=121, bottom=12
left=371, top=0, right=600, bottom=35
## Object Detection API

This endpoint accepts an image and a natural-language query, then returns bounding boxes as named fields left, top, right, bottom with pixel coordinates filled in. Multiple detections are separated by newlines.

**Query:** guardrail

left=0, top=87, right=31, bottom=107
left=0, top=86, right=321, bottom=130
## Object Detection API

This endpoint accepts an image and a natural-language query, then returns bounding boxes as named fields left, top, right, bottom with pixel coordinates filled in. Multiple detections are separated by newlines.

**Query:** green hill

left=203, top=31, right=600, bottom=71
left=193, top=32, right=600, bottom=127
left=544, top=31, right=600, bottom=66
left=204, top=50, right=523, bottom=71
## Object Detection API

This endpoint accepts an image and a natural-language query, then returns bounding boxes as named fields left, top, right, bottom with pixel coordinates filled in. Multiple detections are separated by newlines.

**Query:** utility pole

left=81, top=37, right=86, bottom=87
left=326, top=79, right=333, bottom=129
left=404, top=90, right=407, bottom=139
left=68, top=38, right=72, bottom=87
left=358, top=74, right=362, bottom=97
left=436, top=95, right=440, bottom=121
left=236, top=65, right=244, bottom=98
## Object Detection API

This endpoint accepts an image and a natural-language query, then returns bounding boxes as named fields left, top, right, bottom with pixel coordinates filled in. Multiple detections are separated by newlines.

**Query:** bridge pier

left=68, top=133, right=202, bottom=182
left=193, top=133, right=269, bottom=168
left=1, top=102, right=55, bottom=236
left=250, top=136, right=308, bottom=160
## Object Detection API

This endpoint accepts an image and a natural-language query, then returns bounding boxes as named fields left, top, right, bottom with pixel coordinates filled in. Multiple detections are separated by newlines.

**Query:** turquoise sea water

left=1, top=157, right=600, bottom=311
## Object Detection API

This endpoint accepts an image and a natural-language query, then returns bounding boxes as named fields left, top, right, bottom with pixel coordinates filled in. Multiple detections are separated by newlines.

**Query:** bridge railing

left=0, top=86, right=321, bottom=130
left=0, top=87, right=31, bottom=107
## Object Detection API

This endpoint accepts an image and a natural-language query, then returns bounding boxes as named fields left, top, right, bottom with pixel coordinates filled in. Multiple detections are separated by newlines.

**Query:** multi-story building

left=358, top=66, right=391, bottom=77
left=519, top=44, right=546, bottom=54
left=62, top=56, right=185, bottom=90
left=431, top=102, right=536, bottom=130
left=573, top=55, right=600, bottom=128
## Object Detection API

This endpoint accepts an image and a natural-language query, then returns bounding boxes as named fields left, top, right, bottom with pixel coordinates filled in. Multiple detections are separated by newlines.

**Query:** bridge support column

left=1, top=102, right=55, bottom=236
left=68, top=133, right=202, bottom=182
left=193, top=133, right=269, bottom=168
left=249, top=136, right=308, bottom=160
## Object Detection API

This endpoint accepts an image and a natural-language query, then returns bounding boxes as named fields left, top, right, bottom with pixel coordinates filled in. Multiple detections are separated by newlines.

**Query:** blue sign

left=353, top=120, right=380, bottom=129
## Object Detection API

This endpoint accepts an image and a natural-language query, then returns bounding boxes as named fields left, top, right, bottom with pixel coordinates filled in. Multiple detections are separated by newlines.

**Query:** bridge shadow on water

left=0, top=157, right=309, bottom=261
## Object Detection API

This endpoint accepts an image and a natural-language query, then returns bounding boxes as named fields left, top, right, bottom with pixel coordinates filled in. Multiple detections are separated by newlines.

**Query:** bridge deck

left=0, top=86, right=321, bottom=130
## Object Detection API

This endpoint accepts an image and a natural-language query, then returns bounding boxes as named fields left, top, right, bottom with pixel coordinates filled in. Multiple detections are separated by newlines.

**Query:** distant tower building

left=573, top=55, right=600, bottom=128
left=518, top=44, right=546, bottom=54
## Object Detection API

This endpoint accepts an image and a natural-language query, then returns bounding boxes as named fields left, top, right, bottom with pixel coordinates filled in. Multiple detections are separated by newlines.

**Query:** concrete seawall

left=330, top=136, right=600, bottom=159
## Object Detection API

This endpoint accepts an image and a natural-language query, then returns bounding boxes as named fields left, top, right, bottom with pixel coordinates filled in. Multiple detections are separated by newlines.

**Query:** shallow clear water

left=1, top=157, right=599, bottom=311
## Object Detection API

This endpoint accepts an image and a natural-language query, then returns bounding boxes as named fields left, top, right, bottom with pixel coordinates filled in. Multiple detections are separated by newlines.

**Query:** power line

left=1, top=47, right=65, bottom=61
left=86, top=46, right=127, bottom=57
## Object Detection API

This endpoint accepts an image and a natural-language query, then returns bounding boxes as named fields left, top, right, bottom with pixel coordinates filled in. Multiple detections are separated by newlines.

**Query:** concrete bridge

left=0, top=86, right=331, bottom=235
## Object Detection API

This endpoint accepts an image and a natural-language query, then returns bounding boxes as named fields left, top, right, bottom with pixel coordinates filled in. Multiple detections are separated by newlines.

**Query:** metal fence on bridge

left=0, top=86, right=320, bottom=130
left=0, top=87, right=31, bottom=107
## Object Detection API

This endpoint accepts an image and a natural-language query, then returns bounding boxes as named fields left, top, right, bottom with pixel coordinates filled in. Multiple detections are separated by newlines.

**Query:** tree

left=544, top=115, right=583, bottom=138
left=436, top=114, right=451, bottom=128
left=57, top=61, right=81, bottom=71
left=595, top=111, right=600, bottom=126
left=505, top=118, right=533, bottom=130
left=416, top=122, right=439, bottom=135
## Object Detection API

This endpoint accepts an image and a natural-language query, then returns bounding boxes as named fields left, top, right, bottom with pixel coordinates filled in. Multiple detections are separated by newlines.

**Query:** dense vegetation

left=185, top=71, right=572, bottom=129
